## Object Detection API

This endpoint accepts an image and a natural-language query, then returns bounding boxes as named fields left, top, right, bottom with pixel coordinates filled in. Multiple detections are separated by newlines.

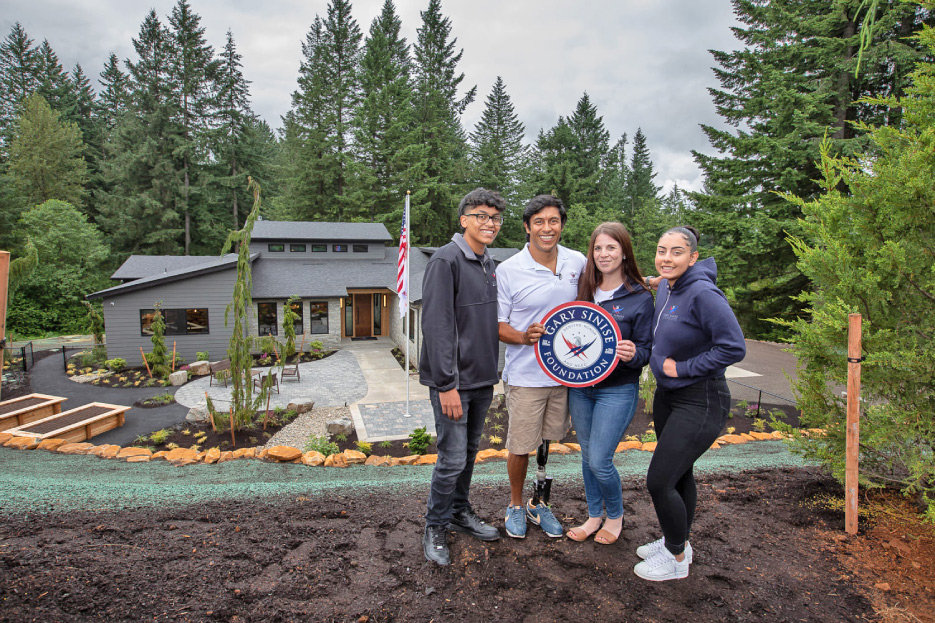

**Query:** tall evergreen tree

left=410, top=0, right=476, bottom=244
left=96, top=53, right=129, bottom=133
left=168, top=0, right=219, bottom=254
left=34, top=40, right=73, bottom=117
left=470, top=77, right=527, bottom=200
left=568, top=92, right=609, bottom=208
left=692, top=0, right=933, bottom=339
left=625, top=127, right=661, bottom=223
left=0, top=23, right=39, bottom=156
left=8, top=93, right=88, bottom=209
left=98, top=9, right=182, bottom=257
left=346, top=0, right=417, bottom=221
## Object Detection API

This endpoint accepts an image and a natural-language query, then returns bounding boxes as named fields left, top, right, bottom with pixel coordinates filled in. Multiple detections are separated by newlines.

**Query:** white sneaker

left=636, top=537, right=693, bottom=564
left=633, top=549, right=690, bottom=582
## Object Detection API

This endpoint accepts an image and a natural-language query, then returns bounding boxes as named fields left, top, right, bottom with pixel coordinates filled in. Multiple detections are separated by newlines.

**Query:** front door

left=353, top=293, right=372, bottom=337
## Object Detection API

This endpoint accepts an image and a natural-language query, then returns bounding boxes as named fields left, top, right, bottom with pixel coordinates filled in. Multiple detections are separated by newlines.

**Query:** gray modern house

left=87, top=221, right=518, bottom=368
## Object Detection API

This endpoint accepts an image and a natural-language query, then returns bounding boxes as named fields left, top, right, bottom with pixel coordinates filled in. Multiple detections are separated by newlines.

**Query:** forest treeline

left=0, top=0, right=932, bottom=339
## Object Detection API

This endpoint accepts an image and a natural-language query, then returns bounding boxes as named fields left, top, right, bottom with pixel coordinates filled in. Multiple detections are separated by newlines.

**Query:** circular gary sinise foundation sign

left=535, top=301, right=621, bottom=387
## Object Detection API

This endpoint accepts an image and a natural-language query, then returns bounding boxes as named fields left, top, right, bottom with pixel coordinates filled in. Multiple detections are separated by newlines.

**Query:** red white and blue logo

left=535, top=301, right=621, bottom=387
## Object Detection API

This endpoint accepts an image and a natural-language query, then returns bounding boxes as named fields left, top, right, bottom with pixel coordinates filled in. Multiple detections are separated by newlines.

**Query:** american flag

left=397, top=193, right=410, bottom=317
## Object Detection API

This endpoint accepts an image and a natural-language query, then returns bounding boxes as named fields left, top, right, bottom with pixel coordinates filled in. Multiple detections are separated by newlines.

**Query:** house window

left=373, top=293, right=382, bottom=336
left=140, top=308, right=209, bottom=336
left=309, top=301, right=328, bottom=334
left=408, top=308, right=417, bottom=341
left=257, top=302, right=278, bottom=336
left=353, top=244, right=368, bottom=253
left=311, top=244, right=327, bottom=252
left=288, top=299, right=303, bottom=335
left=268, top=243, right=285, bottom=252
left=333, top=244, right=348, bottom=252
left=344, top=297, right=353, bottom=336
left=290, top=244, right=306, bottom=253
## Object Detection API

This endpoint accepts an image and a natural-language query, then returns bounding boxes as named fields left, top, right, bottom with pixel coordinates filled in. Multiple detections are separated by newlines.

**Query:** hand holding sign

left=534, top=302, right=621, bottom=387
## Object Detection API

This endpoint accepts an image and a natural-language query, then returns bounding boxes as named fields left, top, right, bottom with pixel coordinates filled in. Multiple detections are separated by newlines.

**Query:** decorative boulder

left=169, top=370, right=188, bottom=386
left=326, top=417, right=354, bottom=436
left=287, top=401, right=315, bottom=414
left=186, top=406, right=208, bottom=423
left=188, top=360, right=211, bottom=375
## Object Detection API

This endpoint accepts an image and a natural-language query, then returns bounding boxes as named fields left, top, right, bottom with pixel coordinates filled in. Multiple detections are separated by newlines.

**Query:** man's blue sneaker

left=526, top=501, right=563, bottom=538
left=504, top=504, right=527, bottom=538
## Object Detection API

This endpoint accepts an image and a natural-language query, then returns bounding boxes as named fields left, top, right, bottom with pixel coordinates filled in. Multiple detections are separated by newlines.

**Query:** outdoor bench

left=209, top=359, right=231, bottom=387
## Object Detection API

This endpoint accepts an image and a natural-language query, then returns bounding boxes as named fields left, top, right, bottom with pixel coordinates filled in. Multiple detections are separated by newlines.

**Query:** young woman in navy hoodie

left=565, top=222, right=654, bottom=545
left=634, top=226, right=746, bottom=582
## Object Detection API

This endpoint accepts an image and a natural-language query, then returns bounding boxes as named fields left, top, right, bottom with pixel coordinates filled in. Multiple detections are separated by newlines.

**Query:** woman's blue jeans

left=568, top=383, right=639, bottom=519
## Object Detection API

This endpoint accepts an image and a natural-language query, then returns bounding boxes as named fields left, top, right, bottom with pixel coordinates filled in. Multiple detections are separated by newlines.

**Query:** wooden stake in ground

left=171, top=341, right=177, bottom=372
left=229, top=407, right=236, bottom=448
left=0, top=251, right=9, bottom=402
left=140, top=346, right=152, bottom=378
left=846, top=313, right=862, bottom=535
left=299, top=332, right=307, bottom=357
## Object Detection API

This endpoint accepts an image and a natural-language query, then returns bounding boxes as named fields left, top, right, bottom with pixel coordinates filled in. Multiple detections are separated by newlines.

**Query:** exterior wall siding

left=247, top=298, right=343, bottom=351
left=249, top=242, right=385, bottom=261
left=100, top=270, right=239, bottom=364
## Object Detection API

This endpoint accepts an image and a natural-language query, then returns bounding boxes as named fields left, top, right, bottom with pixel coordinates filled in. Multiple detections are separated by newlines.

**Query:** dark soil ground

left=139, top=411, right=298, bottom=453
left=1, top=466, right=932, bottom=622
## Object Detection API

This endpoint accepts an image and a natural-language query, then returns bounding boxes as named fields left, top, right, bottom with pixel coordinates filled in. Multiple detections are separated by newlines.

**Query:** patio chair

left=281, top=357, right=300, bottom=383
left=209, top=359, right=231, bottom=387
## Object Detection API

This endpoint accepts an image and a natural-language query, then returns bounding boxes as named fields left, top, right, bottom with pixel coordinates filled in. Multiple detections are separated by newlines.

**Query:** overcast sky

left=3, top=0, right=742, bottom=193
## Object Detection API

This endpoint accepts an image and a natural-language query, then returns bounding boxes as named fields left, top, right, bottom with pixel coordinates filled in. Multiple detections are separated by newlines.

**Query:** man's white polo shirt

left=497, top=243, right=587, bottom=387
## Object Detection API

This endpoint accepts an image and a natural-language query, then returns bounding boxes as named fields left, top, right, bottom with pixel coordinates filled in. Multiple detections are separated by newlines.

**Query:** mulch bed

left=334, top=392, right=800, bottom=459
left=3, top=466, right=931, bottom=621
left=137, top=410, right=297, bottom=453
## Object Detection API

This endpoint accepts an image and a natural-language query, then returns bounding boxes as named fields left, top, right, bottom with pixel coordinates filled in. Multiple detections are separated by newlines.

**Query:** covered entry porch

left=340, top=289, right=392, bottom=339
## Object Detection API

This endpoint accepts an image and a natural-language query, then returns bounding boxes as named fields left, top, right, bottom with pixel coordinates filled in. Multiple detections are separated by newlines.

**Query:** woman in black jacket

left=565, top=222, right=654, bottom=545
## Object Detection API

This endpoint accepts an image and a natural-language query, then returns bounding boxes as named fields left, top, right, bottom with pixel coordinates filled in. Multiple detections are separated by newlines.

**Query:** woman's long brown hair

left=576, top=222, right=645, bottom=302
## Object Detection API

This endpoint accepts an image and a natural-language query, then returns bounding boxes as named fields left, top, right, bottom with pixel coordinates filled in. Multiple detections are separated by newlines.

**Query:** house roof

left=251, top=221, right=392, bottom=242
left=87, top=253, right=254, bottom=300
left=110, top=255, right=219, bottom=281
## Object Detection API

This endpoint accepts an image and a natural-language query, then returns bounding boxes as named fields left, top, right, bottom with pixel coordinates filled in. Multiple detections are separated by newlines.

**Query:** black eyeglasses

left=464, top=213, right=504, bottom=225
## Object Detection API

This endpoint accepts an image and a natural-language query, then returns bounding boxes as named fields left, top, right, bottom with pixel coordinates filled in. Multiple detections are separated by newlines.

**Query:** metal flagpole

left=403, top=192, right=412, bottom=417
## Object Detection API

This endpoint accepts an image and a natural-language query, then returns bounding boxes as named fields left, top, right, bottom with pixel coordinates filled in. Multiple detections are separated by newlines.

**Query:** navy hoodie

left=589, top=282, right=654, bottom=388
left=650, top=257, right=746, bottom=391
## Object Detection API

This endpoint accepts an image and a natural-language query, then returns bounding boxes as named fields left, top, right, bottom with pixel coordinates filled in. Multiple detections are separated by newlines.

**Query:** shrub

left=378, top=440, right=393, bottom=449
left=196, top=351, right=210, bottom=361
left=305, top=434, right=340, bottom=457
left=355, top=441, right=372, bottom=456
left=640, top=430, right=657, bottom=444
left=104, top=358, right=126, bottom=372
left=149, top=429, right=171, bottom=444
left=639, top=367, right=656, bottom=415
left=408, top=427, right=433, bottom=455
left=334, top=433, right=347, bottom=442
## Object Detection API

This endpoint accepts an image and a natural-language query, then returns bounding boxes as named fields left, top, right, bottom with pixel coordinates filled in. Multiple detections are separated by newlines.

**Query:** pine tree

left=692, top=0, right=933, bottom=339
left=410, top=0, right=476, bottom=245
left=534, top=117, right=579, bottom=210
left=470, top=77, right=527, bottom=201
left=8, top=93, right=88, bottom=208
left=168, top=0, right=219, bottom=254
left=625, top=128, right=661, bottom=224
left=98, top=9, right=183, bottom=257
left=34, top=40, right=74, bottom=117
left=96, top=53, right=129, bottom=134
left=568, top=92, right=609, bottom=209
left=346, top=0, right=417, bottom=221
left=0, top=23, right=39, bottom=156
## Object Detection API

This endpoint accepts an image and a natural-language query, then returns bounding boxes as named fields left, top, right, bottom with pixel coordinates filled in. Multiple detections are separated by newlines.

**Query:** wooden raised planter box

left=4, top=402, right=129, bottom=443
left=0, top=394, right=67, bottom=432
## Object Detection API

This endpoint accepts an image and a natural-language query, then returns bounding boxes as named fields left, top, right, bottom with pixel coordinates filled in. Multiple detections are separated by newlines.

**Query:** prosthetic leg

left=530, top=440, right=553, bottom=506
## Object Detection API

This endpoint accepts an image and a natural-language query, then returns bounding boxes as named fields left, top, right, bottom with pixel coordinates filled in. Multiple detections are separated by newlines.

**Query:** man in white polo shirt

left=497, top=194, right=587, bottom=538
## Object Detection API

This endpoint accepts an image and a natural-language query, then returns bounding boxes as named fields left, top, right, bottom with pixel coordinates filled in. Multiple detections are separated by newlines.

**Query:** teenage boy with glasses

left=420, top=187, right=506, bottom=566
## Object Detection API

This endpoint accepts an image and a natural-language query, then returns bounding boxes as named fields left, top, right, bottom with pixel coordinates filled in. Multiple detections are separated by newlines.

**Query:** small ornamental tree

left=221, top=177, right=270, bottom=430
left=83, top=301, right=106, bottom=362
left=779, top=10, right=935, bottom=519
left=281, top=294, right=301, bottom=361
left=148, top=303, right=170, bottom=378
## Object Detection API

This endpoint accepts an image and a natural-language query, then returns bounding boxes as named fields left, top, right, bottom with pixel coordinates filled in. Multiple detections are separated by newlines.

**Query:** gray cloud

left=2, top=0, right=740, bottom=192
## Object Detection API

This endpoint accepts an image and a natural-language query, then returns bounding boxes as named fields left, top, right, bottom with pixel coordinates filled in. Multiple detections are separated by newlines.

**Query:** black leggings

left=646, top=377, right=730, bottom=556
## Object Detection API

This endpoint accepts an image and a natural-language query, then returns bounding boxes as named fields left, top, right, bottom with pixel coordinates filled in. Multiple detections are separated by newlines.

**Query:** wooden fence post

left=845, top=313, right=862, bottom=535
left=0, top=251, right=9, bottom=402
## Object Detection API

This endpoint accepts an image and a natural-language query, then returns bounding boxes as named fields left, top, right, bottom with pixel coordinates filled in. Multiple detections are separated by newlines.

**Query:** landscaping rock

left=267, top=446, right=302, bottom=462
left=397, top=455, right=420, bottom=465
left=616, top=440, right=643, bottom=452
left=165, top=447, right=199, bottom=463
left=117, top=447, right=152, bottom=459
left=126, top=455, right=151, bottom=463
left=302, top=451, right=326, bottom=466
left=37, top=439, right=68, bottom=452
left=204, top=448, right=221, bottom=464
left=326, top=417, right=354, bottom=436
left=641, top=441, right=658, bottom=452
left=186, top=406, right=208, bottom=424
left=415, top=454, right=437, bottom=465
left=364, top=455, right=390, bottom=467
left=57, top=442, right=94, bottom=455
left=287, top=401, right=315, bottom=414
left=169, top=370, right=188, bottom=386
left=548, top=443, right=572, bottom=454
left=343, top=449, right=367, bottom=464
left=188, top=361, right=211, bottom=375
left=5, top=436, right=40, bottom=450
left=324, top=453, right=348, bottom=468
left=217, top=451, right=234, bottom=463
left=0, top=433, right=13, bottom=444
